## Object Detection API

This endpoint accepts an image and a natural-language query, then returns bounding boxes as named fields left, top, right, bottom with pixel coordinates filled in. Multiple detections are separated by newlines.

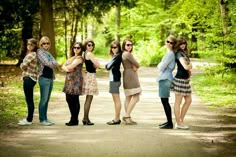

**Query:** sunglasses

left=112, top=46, right=117, bottom=49
left=42, top=42, right=50, bottom=45
left=166, top=40, right=174, bottom=45
left=126, top=44, right=133, bottom=47
left=73, top=47, right=81, bottom=49
left=87, top=44, right=94, bottom=47
left=180, top=42, right=186, bottom=45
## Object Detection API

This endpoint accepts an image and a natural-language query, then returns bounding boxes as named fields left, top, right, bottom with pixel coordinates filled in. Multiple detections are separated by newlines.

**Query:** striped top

left=20, top=52, right=38, bottom=81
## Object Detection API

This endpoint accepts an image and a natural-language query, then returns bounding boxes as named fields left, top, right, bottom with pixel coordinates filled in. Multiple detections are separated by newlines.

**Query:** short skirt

left=82, top=72, right=99, bottom=95
left=171, top=77, right=191, bottom=96
left=109, top=81, right=121, bottom=94
left=158, top=79, right=172, bottom=98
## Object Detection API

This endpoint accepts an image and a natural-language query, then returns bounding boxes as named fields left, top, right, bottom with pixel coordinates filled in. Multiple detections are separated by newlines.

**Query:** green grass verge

left=191, top=72, right=236, bottom=109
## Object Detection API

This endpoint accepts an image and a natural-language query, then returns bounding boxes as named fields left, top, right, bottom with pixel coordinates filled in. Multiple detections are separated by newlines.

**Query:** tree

left=40, top=0, right=56, bottom=57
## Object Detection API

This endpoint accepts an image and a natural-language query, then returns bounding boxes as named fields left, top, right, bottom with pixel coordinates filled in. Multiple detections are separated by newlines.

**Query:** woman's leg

left=83, top=95, right=93, bottom=121
left=124, top=95, right=131, bottom=113
left=160, top=98, right=172, bottom=125
left=38, top=77, right=52, bottom=122
left=23, top=77, right=36, bottom=122
left=126, top=94, right=140, bottom=117
left=112, top=93, right=121, bottom=120
left=180, top=95, right=192, bottom=122
left=174, top=94, right=183, bottom=125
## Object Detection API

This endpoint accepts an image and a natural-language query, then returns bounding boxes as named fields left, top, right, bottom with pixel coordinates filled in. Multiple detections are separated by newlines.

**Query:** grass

left=191, top=72, right=236, bottom=109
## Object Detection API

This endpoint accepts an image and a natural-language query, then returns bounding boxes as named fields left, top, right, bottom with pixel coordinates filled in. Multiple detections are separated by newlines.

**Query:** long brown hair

left=174, top=36, right=189, bottom=54
left=70, top=42, right=83, bottom=57
left=109, top=40, right=122, bottom=56
left=122, top=38, right=133, bottom=52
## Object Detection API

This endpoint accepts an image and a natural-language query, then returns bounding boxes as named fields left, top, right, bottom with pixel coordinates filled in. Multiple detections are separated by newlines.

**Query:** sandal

left=107, top=119, right=121, bottom=125
left=122, top=117, right=137, bottom=125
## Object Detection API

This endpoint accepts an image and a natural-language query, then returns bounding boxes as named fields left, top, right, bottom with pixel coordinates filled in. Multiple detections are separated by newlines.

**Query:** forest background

left=0, top=0, right=235, bottom=125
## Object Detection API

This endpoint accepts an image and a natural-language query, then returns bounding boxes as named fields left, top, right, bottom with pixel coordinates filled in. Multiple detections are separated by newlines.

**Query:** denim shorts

left=159, top=79, right=172, bottom=98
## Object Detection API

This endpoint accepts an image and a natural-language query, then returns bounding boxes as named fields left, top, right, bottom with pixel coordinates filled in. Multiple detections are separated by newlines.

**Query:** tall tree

left=40, top=0, right=56, bottom=57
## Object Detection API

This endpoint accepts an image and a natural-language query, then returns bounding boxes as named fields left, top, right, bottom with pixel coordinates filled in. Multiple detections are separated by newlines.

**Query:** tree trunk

left=17, top=16, right=33, bottom=66
left=63, top=0, right=68, bottom=59
left=115, top=0, right=121, bottom=42
left=219, top=0, right=230, bottom=35
left=40, top=0, right=56, bottom=58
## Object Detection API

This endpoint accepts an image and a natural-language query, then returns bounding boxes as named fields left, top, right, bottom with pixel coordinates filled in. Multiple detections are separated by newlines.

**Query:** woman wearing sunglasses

left=62, top=42, right=84, bottom=126
left=157, top=35, right=177, bottom=129
left=105, top=40, right=122, bottom=125
left=122, top=38, right=141, bottom=125
left=171, top=37, right=192, bottom=130
left=37, top=36, right=58, bottom=126
left=82, top=39, right=100, bottom=125
left=18, top=38, right=38, bottom=126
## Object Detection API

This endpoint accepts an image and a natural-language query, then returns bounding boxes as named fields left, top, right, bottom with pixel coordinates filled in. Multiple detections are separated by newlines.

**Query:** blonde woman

left=157, top=35, right=177, bottom=129
left=37, top=36, right=58, bottom=126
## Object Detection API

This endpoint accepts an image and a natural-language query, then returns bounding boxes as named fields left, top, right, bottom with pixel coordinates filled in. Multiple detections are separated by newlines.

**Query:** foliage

left=191, top=72, right=236, bottom=108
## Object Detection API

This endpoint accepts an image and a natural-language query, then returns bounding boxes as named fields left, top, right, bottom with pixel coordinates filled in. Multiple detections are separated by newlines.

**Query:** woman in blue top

left=105, top=40, right=122, bottom=125
left=157, top=35, right=177, bottom=129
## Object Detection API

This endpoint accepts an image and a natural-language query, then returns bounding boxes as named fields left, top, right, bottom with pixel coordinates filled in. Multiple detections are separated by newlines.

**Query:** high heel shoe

left=122, top=117, right=137, bottom=125
left=82, top=119, right=94, bottom=125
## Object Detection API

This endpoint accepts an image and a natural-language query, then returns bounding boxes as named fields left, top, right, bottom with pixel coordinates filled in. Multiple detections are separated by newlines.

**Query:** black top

left=84, top=52, right=96, bottom=73
left=105, top=53, right=122, bottom=82
left=175, top=51, right=190, bottom=79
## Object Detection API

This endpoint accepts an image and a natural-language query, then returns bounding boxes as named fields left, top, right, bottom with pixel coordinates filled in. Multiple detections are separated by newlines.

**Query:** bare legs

left=123, top=93, right=140, bottom=124
left=174, top=94, right=192, bottom=125
left=111, top=94, right=121, bottom=121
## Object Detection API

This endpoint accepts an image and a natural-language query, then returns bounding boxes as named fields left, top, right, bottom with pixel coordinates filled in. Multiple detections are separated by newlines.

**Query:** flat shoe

left=107, top=120, right=121, bottom=125
left=159, top=123, right=173, bottom=129
left=159, top=122, right=168, bottom=127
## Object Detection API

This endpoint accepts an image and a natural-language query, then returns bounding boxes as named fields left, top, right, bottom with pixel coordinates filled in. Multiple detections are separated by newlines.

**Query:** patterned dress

left=63, top=56, right=83, bottom=95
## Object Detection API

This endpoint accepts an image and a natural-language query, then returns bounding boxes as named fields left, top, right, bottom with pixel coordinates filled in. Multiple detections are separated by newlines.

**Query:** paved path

left=0, top=64, right=235, bottom=157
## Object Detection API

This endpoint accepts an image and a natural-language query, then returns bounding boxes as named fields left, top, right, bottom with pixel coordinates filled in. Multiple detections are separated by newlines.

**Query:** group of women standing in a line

left=18, top=35, right=192, bottom=129
left=18, top=36, right=141, bottom=126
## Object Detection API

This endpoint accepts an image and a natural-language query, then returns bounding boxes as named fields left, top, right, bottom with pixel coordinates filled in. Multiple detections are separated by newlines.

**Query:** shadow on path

left=0, top=63, right=235, bottom=157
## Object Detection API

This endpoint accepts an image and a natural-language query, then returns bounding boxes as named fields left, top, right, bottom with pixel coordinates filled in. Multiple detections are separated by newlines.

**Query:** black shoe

left=82, top=119, right=94, bottom=125
left=107, top=119, right=121, bottom=125
left=159, top=123, right=173, bottom=129
left=159, top=122, right=168, bottom=127
left=65, top=121, right=78, bottom=126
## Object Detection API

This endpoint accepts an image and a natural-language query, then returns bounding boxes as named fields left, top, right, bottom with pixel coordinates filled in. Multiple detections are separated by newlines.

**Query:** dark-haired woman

left=18, top=38, right=38, bottom=126
left=105, top=40, right=122, bottom=125
left=121, top=38, right=141, bottom=125
left=62, top=42, right=84, bottom=126
left=82, top=39, right=100, bottom=125
left=171, top=37, right=192, bottom=130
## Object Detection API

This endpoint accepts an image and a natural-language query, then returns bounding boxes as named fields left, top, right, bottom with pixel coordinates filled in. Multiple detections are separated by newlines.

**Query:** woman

left=82, top=39, right=100, bottom=125
left=122, top=38, right=141, bottom=125
left=105, top=40, right=122, bottom=125
left=157, top=35, right=177, bottom=129
left=18, top=38, right=38, bottom=126
left=37, top=36, right=58, bottom=126
left=171, top=37, right=192, bottom=130
left=62, top=42, right=84, bottom=126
